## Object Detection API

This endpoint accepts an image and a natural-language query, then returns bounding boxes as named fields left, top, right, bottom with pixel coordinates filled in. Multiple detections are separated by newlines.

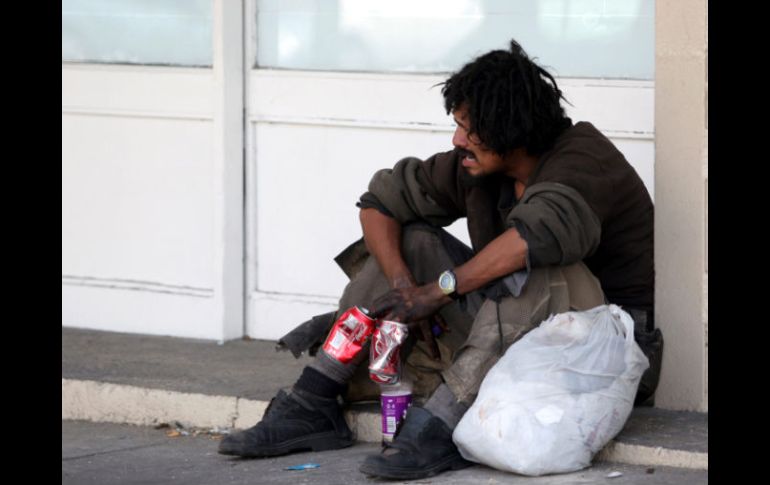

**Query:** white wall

left=654, top=0, right=708, bottom=412
left=62, top=1, right=244, bottom=342
left=61, top=1, right=709, bottom=413
left=61, top=62, right=654, bottom=343
left=246, top=70, right=654, bottom=340
left=62, top=64, right=222, bottom=339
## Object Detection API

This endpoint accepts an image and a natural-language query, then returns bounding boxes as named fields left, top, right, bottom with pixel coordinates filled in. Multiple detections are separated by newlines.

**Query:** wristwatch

left=438, top=269, right=460, bottom=300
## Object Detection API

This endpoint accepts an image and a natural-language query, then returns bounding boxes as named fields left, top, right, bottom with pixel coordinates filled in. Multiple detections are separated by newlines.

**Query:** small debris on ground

left=606, top=471, right=624, bottom=478
left=157, top=423, right=230, bottom=439
left=206, top=426, right=232, bottom=436
left=646, top=468, right=655, bottom=474
left=285, top=463, right=320, bottom=471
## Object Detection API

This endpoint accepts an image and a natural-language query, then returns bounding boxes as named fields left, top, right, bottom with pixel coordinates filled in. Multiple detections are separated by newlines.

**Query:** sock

left=293, top=366, right=346, bottom=399
left=308, top=345, right=363, bottom=384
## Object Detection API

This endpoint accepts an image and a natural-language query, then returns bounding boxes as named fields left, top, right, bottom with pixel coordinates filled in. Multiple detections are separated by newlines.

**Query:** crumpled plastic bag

left=452, top=304, right=649, bottom=476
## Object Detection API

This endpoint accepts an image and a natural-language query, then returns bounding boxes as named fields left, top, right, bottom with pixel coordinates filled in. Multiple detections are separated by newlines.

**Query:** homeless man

left=218, top=39, right=662, bottom=480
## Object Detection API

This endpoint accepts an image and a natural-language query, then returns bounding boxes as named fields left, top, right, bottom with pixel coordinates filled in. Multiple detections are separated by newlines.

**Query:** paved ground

left=62, top=421, right=708, bottom=485
left=62, top=327, right=313, bottom=401
left=62, top=327, right=708, bottom=454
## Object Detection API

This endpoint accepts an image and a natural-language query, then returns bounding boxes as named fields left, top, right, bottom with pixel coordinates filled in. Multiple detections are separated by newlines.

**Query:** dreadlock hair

left=441, top=39, right=572, bottom=157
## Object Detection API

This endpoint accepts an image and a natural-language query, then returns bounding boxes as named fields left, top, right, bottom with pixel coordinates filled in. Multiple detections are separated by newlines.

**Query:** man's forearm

left=359, top=208, right=415, bottom=289
left=367, top=227, right=528, bottom=326
left=453, top=227, right=528, bottom=295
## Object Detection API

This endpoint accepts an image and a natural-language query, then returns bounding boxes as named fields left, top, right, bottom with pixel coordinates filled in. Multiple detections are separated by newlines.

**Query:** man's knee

left=399, top=223, right=456, bottom=281
left=559, top=262, right=605, bottom=310
left=401, top=222, right=443, bottom=249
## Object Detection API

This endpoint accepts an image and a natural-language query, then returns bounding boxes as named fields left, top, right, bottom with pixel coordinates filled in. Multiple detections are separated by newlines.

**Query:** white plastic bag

left=452, top=304, right=649, bottom=476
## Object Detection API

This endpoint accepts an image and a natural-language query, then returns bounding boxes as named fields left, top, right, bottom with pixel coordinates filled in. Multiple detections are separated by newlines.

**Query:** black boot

left=359, top=406, right=472, bottom=479
left=218, top=388, right=353, bottom=457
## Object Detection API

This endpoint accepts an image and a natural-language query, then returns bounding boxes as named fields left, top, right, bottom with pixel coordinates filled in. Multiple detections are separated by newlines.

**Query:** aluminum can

left=321, top=307, right=376, bottom=364
left=369, top=320, right=409, bottom=384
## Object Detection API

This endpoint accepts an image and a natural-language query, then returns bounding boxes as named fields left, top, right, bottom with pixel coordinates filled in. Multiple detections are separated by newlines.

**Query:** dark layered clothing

left=358, top=121, right=654, bottom=312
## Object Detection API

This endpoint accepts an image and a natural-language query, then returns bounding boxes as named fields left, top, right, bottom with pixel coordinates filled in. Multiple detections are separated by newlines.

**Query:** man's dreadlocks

left=441, top=39, right=572, bottom=157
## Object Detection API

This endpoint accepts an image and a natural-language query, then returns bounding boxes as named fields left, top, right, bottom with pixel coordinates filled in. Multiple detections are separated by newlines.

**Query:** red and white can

left=321, top=307, right=376, bottom=364
left=369, top=320, right=409, bottom=385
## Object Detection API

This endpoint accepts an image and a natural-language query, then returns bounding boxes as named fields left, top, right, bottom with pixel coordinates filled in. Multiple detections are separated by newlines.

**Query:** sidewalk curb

left=595, top=442, right=707, bottom=470
left=62, top=378, right=707, bottom=471
left=62, top=379, right=382, bottom=440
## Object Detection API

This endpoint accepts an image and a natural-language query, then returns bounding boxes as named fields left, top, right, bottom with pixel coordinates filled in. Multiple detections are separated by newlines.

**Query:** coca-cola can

left=321, top=307, right=376, bottom=364
left=369, top=320, right=409, bottom=384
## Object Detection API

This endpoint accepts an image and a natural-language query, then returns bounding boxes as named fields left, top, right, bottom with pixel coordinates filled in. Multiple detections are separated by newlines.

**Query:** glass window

left=256, top=0, right=653, bottom=79
left=62, top=0, right=212, bottom=67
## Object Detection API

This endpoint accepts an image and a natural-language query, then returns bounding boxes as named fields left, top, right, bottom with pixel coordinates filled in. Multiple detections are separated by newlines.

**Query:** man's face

left=451, top=105, right=508, bottom=178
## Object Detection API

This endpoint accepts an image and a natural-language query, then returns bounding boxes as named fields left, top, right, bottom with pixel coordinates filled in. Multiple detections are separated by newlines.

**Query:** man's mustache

left=456, top=148, right=474, bottom=159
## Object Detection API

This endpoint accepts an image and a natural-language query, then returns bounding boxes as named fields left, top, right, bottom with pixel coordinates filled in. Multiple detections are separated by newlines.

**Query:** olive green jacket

left=355, top=122, right=654, bottom=310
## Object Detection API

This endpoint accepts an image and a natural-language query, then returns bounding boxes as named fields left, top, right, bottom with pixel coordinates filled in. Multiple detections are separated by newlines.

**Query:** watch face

left=439, top=271, right=455, bottom=292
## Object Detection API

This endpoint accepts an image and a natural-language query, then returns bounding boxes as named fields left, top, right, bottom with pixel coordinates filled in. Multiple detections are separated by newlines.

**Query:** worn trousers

left=309, top=224, right=606, bottom=427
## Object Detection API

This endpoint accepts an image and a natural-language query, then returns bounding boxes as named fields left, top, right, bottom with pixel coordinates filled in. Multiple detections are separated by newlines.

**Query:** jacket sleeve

left=506, top=182, right=602, bottom=267
left=358, top=151, right=465, bottom=227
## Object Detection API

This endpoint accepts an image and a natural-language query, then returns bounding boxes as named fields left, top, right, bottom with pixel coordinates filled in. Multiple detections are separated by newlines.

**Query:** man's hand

left=370, top=283, right=450, bottom=323
left=370, top=283, right=452, bottom=361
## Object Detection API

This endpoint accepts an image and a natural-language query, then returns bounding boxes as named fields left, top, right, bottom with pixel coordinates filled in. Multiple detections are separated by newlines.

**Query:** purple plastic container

left=380, top=386, right=412, bottom=442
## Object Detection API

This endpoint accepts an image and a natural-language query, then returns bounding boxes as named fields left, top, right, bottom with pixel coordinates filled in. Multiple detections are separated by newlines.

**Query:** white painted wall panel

left=249, top=292, right=339, bottom=341
left=249, top=114, right=652, bottom=339
left=61, top=65, right=652, bottom=341
left=62, top=64, right=213, bottom=118
left=559, top=79, right=655, bottom=137
left=250, top=71, right=654, bottom=137
left=246, top=70, right=654, bottom=339
left=250, top=71, right=448, bottom=127
left=254, top=122, right=452, bottom=297
left=62, top=113, right=215, bottom=288
left=251, top=137, right=650, bottom=295
left=62, top=64, right=224, bottom=340
left=63, top=285, right=215, bottom=339
left=612, top=139, right=655, bottom=201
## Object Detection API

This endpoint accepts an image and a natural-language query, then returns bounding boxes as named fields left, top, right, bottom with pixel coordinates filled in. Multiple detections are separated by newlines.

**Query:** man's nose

left=452, top=126, right=466, bottom=148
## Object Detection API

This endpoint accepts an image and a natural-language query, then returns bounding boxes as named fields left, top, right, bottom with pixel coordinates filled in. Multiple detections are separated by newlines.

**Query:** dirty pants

left=309, top=224, right=606, bottom=428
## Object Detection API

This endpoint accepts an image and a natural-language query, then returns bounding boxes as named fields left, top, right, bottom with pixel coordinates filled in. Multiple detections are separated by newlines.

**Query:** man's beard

left=455, top=148, right=487, bottom=187
left=459, top=168, right=490, bottom=187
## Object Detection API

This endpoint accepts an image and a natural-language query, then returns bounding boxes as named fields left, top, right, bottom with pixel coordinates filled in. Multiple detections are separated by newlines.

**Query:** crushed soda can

left=321, top=307, right=376, bottom=364
left=369, top=320, right=409, bottom=384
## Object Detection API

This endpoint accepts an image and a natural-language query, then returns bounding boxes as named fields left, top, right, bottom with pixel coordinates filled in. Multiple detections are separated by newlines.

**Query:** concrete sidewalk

left=63, top=421, right=709, bottom=485
left=62, top=327, right=708, bottom=472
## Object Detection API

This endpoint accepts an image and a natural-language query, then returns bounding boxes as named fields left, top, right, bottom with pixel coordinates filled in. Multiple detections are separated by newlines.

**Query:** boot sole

left=359, top=452, right=472, bottom=480
left=219, top=431, right=353, bottom=458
